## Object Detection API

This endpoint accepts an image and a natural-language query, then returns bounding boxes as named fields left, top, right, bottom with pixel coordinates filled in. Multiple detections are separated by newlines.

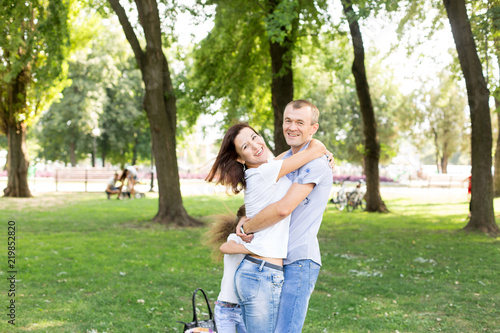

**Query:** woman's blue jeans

left=214, top=303, right=247, bottom=333
left=234, top=256, right=284, bottom=333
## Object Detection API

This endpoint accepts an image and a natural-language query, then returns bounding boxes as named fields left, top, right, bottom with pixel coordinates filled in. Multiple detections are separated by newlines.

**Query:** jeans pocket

left=236, top=273, right=261, bottom=302
left=272, top=274, right=284, bottom=288
left=308, top=262, right=321, bottom=292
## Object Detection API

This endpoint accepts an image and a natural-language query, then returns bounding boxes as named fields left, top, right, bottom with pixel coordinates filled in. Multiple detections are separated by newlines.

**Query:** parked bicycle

left=330, top=181, right=348, bottom=211
left=346, top=183, right=366, bottom=212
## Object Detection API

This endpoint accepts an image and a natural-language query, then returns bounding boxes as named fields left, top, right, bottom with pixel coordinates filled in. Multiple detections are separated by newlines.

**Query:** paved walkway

left=0, top=178, right=467, bottom=203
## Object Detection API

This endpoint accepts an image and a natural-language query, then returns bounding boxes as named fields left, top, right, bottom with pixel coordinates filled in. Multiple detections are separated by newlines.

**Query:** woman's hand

left=325, top=150, right=335, bottom=169
left=236, top=216, right=254, bottom=243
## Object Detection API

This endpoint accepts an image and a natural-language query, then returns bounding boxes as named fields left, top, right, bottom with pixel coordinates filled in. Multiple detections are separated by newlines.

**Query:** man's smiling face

left=283, top=105, right=319, bottom=154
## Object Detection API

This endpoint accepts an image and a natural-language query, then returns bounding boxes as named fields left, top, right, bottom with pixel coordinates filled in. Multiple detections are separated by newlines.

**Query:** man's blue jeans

left=275, top=260, right=321, bottom=333
left=234, top=256, right=284, bottom=333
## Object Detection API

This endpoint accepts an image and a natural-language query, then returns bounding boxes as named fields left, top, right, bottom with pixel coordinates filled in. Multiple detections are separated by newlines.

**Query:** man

left=237, top=99, right=333, bottom=332
left=105, top=172, right=121, bottom=199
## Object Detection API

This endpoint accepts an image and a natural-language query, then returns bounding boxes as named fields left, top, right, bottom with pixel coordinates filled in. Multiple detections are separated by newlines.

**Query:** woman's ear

left=236, top=157, right=245, bottom=165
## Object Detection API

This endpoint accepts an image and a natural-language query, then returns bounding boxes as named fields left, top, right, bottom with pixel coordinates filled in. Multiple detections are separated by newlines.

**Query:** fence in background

left=55, top=169, right=118, bottom=192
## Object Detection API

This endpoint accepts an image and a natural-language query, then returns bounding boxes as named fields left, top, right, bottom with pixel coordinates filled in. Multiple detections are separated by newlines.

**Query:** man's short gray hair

left=285, top=99, right=319, bottom=125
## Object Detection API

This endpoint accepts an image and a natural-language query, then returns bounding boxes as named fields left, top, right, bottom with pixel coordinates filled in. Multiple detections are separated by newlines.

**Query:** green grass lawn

left=0, top=190, right=498, bottom=332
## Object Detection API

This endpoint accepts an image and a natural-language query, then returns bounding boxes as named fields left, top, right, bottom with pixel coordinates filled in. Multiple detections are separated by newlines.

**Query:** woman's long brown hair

left=205, top=205, right=246, bottom=262
left=205, top=122, right=259, bottom=194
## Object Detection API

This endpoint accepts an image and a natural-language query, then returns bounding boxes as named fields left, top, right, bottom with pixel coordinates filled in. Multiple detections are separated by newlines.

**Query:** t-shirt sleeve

left=257, top=159, right=283, bottom=184
left=294, top=157, right=329, bottom=186
left=227, top=233, right=244, bottom=244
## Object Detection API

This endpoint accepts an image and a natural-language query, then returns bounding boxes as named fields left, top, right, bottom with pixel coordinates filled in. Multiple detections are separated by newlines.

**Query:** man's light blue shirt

left=282, top=142, right=333, bottom=266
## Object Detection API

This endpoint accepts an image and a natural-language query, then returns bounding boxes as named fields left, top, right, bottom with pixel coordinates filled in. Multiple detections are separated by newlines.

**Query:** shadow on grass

left=4, top=193, right=499, bottom=332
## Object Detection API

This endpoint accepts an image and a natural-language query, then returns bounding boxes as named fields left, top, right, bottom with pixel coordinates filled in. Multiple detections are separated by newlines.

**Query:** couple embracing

left=206, top=100, right=333, bottom=333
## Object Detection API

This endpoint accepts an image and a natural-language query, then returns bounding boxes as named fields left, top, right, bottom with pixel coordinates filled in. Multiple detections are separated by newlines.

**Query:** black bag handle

left=191, top=288, right=214, bottom=325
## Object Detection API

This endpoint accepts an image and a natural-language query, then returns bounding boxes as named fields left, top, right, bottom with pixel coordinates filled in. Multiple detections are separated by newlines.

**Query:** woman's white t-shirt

left=243, top=159, right=292, bottom=259
left=217, top=233, right=245, bottom=303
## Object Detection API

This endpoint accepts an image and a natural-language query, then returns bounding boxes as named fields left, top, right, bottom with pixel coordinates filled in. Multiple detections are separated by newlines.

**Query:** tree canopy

left=0, top=0, right=73, bottom=196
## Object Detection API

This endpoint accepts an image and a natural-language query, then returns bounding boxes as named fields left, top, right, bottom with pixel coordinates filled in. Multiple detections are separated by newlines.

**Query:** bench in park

left=427, top=174, right=468, bottom=188
left=55, top=168, right=118, bottom=192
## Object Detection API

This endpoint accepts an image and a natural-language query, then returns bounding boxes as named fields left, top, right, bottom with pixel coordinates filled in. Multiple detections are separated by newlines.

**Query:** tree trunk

left=494, top=96, right=500, bottom=197
left=2, top=64, right=31, bottom=197
left=3, top=123, right=31, bottom=197
left=342, top=0, right=388, bottom=213
left=108, top=0, right=201, bottom=227
left=441, top=152, right=448, bottom=174
left=269, top=0, right=294, bottom=155
left=132, top=134, right=138, bottom=166
left=433, top=128, right=441, bottom=173
left=70, top=141, right=77, bottom=167
left=443, top=0, right=498, bottom=233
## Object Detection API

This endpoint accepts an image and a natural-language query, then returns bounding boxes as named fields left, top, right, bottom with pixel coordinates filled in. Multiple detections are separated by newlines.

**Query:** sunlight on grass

left=1, top=190, right=498, bottom=332
left=26, top=320, right=66, bottom=329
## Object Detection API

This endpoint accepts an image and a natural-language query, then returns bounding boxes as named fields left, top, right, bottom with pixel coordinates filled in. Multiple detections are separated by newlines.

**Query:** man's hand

left=236, top=216, right=254, bottom=243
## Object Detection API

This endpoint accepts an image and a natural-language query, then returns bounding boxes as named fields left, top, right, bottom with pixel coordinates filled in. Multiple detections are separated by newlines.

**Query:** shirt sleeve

left=227, top=233, right=244, bottom=244
left=257, top=159, right=283, bottom=184
left=294, top=156, right=329, bottom=186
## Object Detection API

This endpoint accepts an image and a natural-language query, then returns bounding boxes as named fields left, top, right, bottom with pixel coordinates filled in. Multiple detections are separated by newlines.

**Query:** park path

left=0, top=176, right=467, bottom=204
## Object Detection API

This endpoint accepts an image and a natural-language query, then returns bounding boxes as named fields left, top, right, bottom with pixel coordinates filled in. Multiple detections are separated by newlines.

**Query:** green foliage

left=406, top=70, right=469, bottom=165
left=297, top=33, right=409, bottom=165
left=35, top=16, right=150, bottom=166
left=100, top=56, right=150, bottom=167
left=186, top=0, right=330, bottom=136
left=187, top=0, right=272, bottom=127
left=0, top=191, right=498, bottom=332
left=0, top=134, right=6, bottom=150
left=265, top=0, right=298, bottom=44
left=469, top=0, right=500, bottom=93
left=0, top=0, right=73, bottom=129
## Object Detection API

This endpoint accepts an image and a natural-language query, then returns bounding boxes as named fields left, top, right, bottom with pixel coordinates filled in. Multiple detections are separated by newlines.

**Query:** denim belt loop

left=259, top=260, right=265, bottom=271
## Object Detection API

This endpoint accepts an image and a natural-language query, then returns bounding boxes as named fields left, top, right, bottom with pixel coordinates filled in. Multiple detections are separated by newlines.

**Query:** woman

left=205, top=122, right=328, bottom=332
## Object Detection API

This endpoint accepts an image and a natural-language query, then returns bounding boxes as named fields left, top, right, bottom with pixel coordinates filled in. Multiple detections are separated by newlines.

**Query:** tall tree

left=409, top=72, right=469, bottom=174
left=469, top=0, right=500, bottom=196
left=190, top=0, right=328, bottom=154
left=267, top=0, right=297, bottom=153
left=107, top=0, right=201, bottom=226
left=0, top=0, right=71, bottom=197
left=443, top=0, right=498, bottom=233
left=341, top=0, right=388, bottom=212
left=37, top=45, right=107, bottom=166
left=296, top=36, right=404, bottom=167
left=100, top=61, right=150, bottom=168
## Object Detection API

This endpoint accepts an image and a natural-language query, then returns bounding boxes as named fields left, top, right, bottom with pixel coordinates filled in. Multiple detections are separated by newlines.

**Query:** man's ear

left=310, top=123, right=319, bottom=136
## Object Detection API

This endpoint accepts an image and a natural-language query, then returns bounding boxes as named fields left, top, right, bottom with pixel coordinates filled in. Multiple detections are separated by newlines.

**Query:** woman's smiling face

left=234, top=127, right=269, bottom=168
